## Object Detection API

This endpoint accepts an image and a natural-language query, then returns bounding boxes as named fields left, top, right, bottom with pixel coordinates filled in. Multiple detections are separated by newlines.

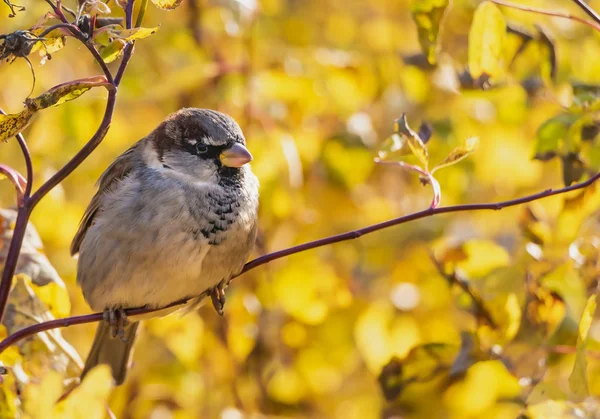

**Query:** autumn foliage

left=2, top=0, right=600, bottom=418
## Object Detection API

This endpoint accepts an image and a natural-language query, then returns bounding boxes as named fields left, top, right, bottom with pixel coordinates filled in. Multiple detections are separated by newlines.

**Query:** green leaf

left=410, top=0, right=449, bottom=65
left=431, top=136, right=479, bottom=173
left=533, top=114, right=579, bottom=161
left=0, top=108, right=35, bottom=142
left=24, top=76, right=112, bottom=110
left=100, top=40, right=126, bottom=63
left=395, top=114, right=429, bottom=169
left=569, top=294, right=596, bottom=397
left=151, top=0, right=182, bottom=10
left=468, top=1, right=506, bottom=79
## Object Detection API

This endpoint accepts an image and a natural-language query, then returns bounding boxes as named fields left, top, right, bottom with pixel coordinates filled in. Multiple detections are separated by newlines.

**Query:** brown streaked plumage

left=73, top=108, right=259, bottom=384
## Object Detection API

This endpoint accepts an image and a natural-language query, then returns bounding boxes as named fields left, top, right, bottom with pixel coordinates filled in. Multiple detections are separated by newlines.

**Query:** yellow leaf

left=0, top=108, right=35, bottom=143
left=468, top=1, right=506, bottom=79
left=111, top=26, right=160, bottom=41
left=569, top=294, right=596, bottom=397
left=53, top=365, right=113, bottom=418
left=151, top=0, right=182, bottom=10
left=22, top=371, right=63, bottom=418
left=29, top=281, right=71, bottom=318
left=410, top=0, right=449, bottom=64
left=456, top=240, right=510, bottom=278
left=0, top=372, right=18, bottom=419
left=395, top=114, right=429, bottom=169
left=444, top=360, right=520, bottom=415
left=100, top=40, right=126, bottom=63
left=432, top=137, right=479, bottom=173
left=0, top=325, right=21, bottom=366
left=25, top=76, right=111, bottom=111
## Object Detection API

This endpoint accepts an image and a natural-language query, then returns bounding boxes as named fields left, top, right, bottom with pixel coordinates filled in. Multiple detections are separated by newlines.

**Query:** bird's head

left=149, top=108, right=253, bottom=184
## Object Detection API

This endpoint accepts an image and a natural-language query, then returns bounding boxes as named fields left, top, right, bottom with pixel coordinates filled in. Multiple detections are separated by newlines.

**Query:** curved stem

left=571, top=0, right=600, bottom=26
left=29, top=90, right=116, bottom=208
left=40, top=23, right=115, bottom=84
left=1, top=171, right=599, bottom=352
left=492, top=0, right=600, bottom=33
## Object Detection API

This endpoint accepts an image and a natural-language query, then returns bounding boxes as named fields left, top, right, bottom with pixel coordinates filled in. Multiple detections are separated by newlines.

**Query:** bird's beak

left=220, top=143, right=253, bottom=168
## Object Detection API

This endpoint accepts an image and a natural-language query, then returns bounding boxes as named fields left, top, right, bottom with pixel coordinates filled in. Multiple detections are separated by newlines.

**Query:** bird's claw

left=210, top=281, right=226, bottom=316
left=104, top=307, right=128, bottom=342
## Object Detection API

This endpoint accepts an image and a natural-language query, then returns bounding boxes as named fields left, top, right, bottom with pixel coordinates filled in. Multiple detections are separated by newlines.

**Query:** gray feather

left=82, top=321, right=139, bottom=385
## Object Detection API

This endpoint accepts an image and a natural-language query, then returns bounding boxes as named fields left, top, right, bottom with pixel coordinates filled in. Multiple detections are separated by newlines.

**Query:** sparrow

left=71, top=108, right=259, bottom=385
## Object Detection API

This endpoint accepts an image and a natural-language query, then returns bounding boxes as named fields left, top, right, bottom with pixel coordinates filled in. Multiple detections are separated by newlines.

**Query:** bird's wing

left=70, top=144, right=140, bottom=256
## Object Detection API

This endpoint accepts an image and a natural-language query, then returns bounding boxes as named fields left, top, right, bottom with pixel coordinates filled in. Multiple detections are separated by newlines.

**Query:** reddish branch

left=1, top=172, right=599, bottom=353
left=0, top=1, right=138, bottom=324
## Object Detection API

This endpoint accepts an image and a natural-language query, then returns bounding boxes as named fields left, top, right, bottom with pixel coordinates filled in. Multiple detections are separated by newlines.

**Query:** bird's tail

left=81, top=320, right=140, bottom=385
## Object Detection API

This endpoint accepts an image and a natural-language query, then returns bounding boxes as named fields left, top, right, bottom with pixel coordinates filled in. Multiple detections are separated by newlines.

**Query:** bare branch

left=1, top=172, right=599, bottom=352
left=571, top=0, right=600, bottom=26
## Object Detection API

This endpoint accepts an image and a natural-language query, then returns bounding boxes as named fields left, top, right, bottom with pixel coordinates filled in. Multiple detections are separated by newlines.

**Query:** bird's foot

left=210, top=281, right=227, bottom=316
left=103, top=307, right=128, bottom=342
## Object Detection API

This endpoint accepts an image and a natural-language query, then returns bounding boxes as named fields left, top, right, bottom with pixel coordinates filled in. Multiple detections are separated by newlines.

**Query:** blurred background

left=3, top=0, right=600, bottom=417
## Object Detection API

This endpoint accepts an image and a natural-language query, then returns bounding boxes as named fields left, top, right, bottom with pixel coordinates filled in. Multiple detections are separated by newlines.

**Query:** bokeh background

left=3, top=0, right=600, bottom=417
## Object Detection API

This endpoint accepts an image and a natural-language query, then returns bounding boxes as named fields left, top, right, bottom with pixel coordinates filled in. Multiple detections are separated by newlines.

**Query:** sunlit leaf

left=24, top=76, right=112, bottom=111
left=556, top=183, right=600, bottom=244
left=533, top=114, right=579, bottom=161
left=468, top=1, right=506, bottom=79
left=455, top=240, right=511, bottom=278
left=0, top=107, right=35, bottom=142
left=395, top=114, right=429, bottom=168
left=0, top=370, right=18, bottom=418
left=22, top=371, right=63, bottom=418
left=444, top=361, right=520, bottom=415
left=29, top=281, right=70, bottom=318
left=431, top=137, right=479, bottom=173
left=378, top=342, right=457, bottom=401
left=100, top=39, right=126, bottom=63
left=569, top=294, right=596, bottom=397
left=151, top=0, right=183, bottom=10
left=410, top=0, right=449, bottom=65
left=53, top=365, right=113, bottom=416
left=111, top=26, right=160, bottom=41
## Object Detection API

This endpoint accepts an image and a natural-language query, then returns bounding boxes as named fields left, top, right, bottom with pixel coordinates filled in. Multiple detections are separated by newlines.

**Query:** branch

left=375, top=159, right=441, bottom=208
left=0, top=0, right=138, bottom=322
left=492, top=0, right=600, bottom=33
left=1, top=172, right=599, bottom=353
left=430, top=253, right=497, bottom=328
left=571, top=0, right=600, bottom=26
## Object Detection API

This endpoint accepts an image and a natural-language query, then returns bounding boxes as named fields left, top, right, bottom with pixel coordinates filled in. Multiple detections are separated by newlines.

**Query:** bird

left=71, top=108, right=259, bottom=385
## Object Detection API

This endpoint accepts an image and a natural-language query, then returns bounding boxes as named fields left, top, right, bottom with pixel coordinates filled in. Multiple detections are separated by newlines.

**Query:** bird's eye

left=195, top=143, right=208, bottom=154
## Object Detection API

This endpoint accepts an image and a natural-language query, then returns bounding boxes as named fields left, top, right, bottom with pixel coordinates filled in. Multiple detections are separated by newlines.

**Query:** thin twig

left=430, top=252, right=497, bottom=328
left=492, top=0, right=600, bottom=33
left=135, top=0, right=149, bottom=28
left=571, top=0, right=600, bottom=25
left=113, top=0, right=136, bottom=85
left=1, top=172, right=599, bottom=353
left=28, top=90, right=116, bottom=207
left=375, top=159, right=441, bottom=208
